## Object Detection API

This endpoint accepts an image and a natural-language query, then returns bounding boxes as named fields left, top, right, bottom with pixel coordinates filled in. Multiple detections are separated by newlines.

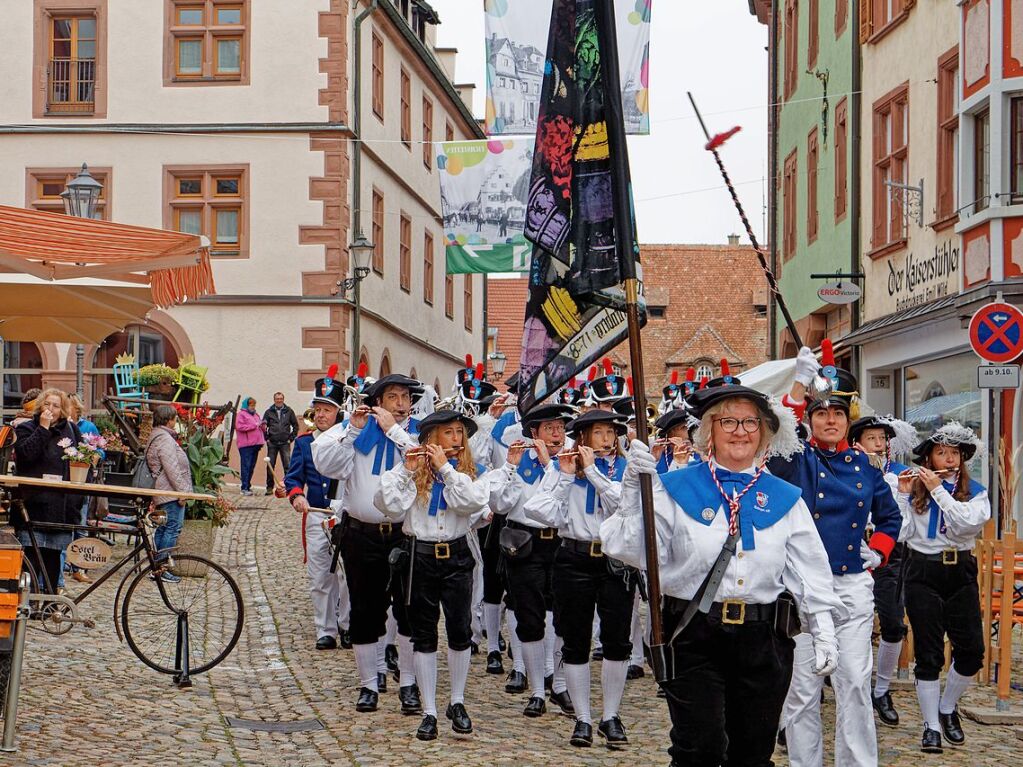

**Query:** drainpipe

left=849, top=1, right=862, bottom=373
left=768, top=0, right=779, bottom=359
left=351, top=0, right=379, bottom=374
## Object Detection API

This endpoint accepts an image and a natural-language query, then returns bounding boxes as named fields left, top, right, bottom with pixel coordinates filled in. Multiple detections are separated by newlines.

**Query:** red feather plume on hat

left=699, top=376, right=709, bottom=389
left=474, top=363, right=485, bottom=381
left=587, top=366, right=598, bottom=382
left=720, top=359, right=730, bottom=377
left=602, top=358, right=614, bottom=376
left=821, top=338, right=835, bottom=367
left=626, top=377, right=634, bottom=396
left=670, top=370, right=679, bottom=385
left=326, top=364, right=338, bottom=380
left=464, top=354, right=473, bottom=369
left=686, top=367, right=696, bottom=382
left=357, top=362, right=368, bottom=378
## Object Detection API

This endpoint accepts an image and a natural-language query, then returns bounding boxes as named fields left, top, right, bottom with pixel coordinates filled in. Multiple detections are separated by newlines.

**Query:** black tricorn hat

left=686, top=385, right=781, bottom=434
left=364, top=374, right=425, bottom=406
left=848, top=416, right=895, bottom=444
left=566, top=409, right=628, bottom=438
left=417, top=409, right=478, bottom=441
left=521, top=403, right=575, bottom=434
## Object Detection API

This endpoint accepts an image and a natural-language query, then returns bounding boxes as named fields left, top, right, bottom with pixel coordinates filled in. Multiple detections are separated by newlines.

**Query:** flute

left=404, top=446, right=462, bottom=458
left=900, top=468, right=958, bottom=478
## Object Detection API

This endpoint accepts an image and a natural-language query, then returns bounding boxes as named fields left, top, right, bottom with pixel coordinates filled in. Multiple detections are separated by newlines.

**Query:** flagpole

left=593, top=0, right=665, bottom=655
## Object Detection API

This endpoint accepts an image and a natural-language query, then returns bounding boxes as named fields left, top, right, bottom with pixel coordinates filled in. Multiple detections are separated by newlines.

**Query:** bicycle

left=0, top=479, right=244, bottom=687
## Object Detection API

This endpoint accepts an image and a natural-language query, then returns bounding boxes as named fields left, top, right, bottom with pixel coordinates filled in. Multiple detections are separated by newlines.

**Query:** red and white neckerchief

left=706, top=449, right=767, bottom=537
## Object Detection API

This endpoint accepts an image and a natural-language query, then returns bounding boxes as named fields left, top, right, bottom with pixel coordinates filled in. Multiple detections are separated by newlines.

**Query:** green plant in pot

left=135, top=363, right=178, bottom=395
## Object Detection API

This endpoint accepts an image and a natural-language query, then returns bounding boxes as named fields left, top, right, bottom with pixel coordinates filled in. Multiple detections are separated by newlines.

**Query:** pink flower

left=57, top=438, right=72, bottom=449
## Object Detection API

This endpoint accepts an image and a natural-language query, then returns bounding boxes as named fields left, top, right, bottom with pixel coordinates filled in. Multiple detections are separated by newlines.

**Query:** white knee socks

left=507, top=610, right=525, bottom=673
left=940, top=666, right=973, bottom=715
left=449, top=647, right=471, bottom=706
left=414, top=651, right=438, bottom=717
left=354, top=643, right=379, bottom=691
left=397, top=633, right=416, bottom=688
left=564, top=662, right=591, bottom=724
left=376, top=637, right=387, bottom=674
left=521, top=640, right=546, bottom=698
left=552, top=635, right=567, bottom=694
left=916, top=679, right=941, bottom=731
left=601, top=659, right=628, bottom=722
left=484, top=603, right=502, bottom=653
left=874, top=639, right=902, bottom=697
left=543, top=611, right=556, bottom=678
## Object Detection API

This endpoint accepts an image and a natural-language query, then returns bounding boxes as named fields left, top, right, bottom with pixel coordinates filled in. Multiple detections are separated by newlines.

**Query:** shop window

left=903, top=353, right=982, bottom=474
left=871, top=84, right=909, bottom=252
left=26, top=167, right=111, bottom=220
left=164, top=166, right=248, bottom=257
left=936, top=49, right=959, bottom=224
left=974, top=108, right=990, bottom=213
left=3, top=343, right=44, bottom=413
left=165, top=0, right=249, bottom=85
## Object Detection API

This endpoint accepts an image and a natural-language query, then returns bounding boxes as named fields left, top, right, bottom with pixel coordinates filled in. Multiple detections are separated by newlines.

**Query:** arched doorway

left=3, top=342, right=43, bottom=413
left=379, top=351, right=391, bottom=377
left=91, top=324, right=181, bottom=409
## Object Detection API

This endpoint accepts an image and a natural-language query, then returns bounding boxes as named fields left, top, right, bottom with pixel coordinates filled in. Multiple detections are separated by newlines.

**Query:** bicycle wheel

left=120, top=555, right=244, bottom=675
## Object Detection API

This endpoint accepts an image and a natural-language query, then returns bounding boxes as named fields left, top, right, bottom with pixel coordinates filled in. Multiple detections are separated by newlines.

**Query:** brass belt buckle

left=589, top=540, right=603, bottom=557
left=721, top=599, right=746, bottom=625
left=379, top=522, right=392, bottom=536
left=942, top=548, right=958, bottom=565
left=434, top=542, right=451, bottom=559
left=539, top=528, right=555, bottom=540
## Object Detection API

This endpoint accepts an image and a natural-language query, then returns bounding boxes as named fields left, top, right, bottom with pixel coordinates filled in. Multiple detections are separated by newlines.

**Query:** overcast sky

left=429, top=1, right=770, bottom=246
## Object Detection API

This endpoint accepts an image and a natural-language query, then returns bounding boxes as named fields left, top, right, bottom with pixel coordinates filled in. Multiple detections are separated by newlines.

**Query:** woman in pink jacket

left=235, top=397, right=266, bottom=495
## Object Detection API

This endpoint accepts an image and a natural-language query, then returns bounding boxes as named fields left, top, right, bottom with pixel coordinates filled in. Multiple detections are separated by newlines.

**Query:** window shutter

left=859, top=0, right=872, bottom=43
left=903, top=0, right=915, bottom=9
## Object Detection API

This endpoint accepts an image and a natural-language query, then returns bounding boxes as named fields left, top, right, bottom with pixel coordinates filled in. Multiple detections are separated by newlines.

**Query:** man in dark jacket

left=264, top=392, right=299, bottom=495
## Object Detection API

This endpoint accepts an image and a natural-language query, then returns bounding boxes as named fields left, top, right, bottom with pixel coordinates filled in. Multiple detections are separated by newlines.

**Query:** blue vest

left=285, top=433, right=335, bottom=509
left=572, top=456, right=627, bottom=515
left=352, top=417, right=420, bottom=475
left=659, top=462, right=801, bottom=551
left=927, top=478, right=985, bottom=538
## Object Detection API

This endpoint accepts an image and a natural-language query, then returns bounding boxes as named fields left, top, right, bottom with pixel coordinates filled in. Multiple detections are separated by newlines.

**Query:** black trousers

left=477, top=516, right=506, bottom=605
left=338, top=521, right=410, bottom=645
left=552, top=545, right=635, bottom=664
left=265, top=442, right=292, bottom=487
left=904, top=550, right=985, bottom=681
left=661, top=611, right=794, bottom=767
left=502, top=528, right=561, bottom=643
left=408, top=541, right=475, bottom=653
left=873, top=542, right=907, bottom=642
left=36, top=546, right=64, bottom=595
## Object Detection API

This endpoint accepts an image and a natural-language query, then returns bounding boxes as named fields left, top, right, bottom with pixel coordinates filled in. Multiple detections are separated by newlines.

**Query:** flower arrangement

left=100, top=430, right=127, bottom=453
left=134, top=363, right=177, bottom=387
left=57, top=433, right=107, bottom=464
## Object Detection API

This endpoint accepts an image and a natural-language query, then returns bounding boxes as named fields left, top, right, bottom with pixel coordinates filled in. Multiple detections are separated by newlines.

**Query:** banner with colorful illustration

left=484, top=0, right=651, bottom=136
left=438, top=139, right=533, bottom=274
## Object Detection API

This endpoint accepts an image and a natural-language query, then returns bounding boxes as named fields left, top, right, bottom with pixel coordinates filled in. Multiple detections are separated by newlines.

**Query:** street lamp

left=488, top=351, right=507, bottom=379
left=63, top=164, right=104, bottom=399
left=336, top=231, right=375, bottom=374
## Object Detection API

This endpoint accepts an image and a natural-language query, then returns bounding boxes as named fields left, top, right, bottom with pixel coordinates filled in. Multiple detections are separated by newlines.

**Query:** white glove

left=808, top=611, right=839, bottom=676
left=622, top=438, right=658, bottom=486
left=860, top=541, right=882, bottom=571
left=794, top=346, right=821, bottom=387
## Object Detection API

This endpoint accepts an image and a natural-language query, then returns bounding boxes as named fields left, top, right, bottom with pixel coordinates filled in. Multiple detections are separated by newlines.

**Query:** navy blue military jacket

left=285, top=432, right=337, bottom=510
left=767, top=443, right=900, bottom=575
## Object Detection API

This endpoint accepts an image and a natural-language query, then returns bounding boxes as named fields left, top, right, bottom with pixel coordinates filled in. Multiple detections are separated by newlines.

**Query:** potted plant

left=135, top=363, right=178, bottom=397
left=99, top=429, right=128, bottom=472
left=58, top=434, right=106, bottom=483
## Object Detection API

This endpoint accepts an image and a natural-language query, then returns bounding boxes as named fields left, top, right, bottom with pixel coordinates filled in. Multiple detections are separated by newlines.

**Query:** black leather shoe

left=355, top=687, right=378, bottom=712
left=939, top=709, right=964, bottom=746
left=570, top=720, right=593, bottom=747
left=337, top=630, right=353, bottom=649
left=498, top=633, right=507, bottom=652
left=549, top=689, right=574, bottom=715
left=872, top=691, right=899, bottom=727
left=486, top=651, right=504, bottom=674
left=544, top=674, right=553, bottom=693
left=377, top=672, right=388, bottom=694
left=626, top=664, right=645, bottom=680
left=315, top=635, right=337, bottom=650
left=416, top=714, right=438, bottom=741
left=446, top=702, right=473, bottom=734
left=921, top=727, right=943, bottom=753
left=399, top=684, right=422, bottom=715
left=598, top=716, right=629, bottom=748
left=656, top=686, right=666, bottom=699
left=523, top=695, right=546, bottom=717
left=470, top=641, right=480, bottom=656
left=591, top=648, right=603, bottom=661
left=504, top=670, right=527, bottom=693
left=385, top=643, right=399, bottom=674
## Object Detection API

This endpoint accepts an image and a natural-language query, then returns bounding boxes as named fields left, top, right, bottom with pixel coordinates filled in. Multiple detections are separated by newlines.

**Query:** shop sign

left=65, top=538, right=112, bottom=570
left=977, top=365, right=1020, bottom=389
left=817, top=281, right=861, bottom=305
left=885, top=240, right=959, bottom=313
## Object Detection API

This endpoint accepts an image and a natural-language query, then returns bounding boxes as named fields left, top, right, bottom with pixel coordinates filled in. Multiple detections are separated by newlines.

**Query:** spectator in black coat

left=263, top=392, right=298, bottom=495
left=13, top=388, right=84, bottom=593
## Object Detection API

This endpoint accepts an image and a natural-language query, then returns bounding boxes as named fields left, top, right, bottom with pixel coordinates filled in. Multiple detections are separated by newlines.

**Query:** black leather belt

left=560, top=536, right=603, bottom=557
left=664, top=596, right=779, bottom=625
left=506, top=519, right=558, bottom=540
left=415, top=535, right=470, bottom=559
left=348, top=517, right=401, bottom=537
left=912, top=548, right=973, bottom=566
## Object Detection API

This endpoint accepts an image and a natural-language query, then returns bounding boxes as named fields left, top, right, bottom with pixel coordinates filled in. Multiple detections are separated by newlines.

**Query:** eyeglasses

left=712, top=417, right=762, bottom=434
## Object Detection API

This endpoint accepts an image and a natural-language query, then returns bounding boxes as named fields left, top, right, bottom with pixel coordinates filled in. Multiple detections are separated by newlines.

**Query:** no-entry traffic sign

left=969, top=302, right=1023, bottom=363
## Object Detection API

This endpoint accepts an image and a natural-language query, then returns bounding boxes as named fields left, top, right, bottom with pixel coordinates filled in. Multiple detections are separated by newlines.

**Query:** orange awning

left=0, top=204, right=215, bottom=308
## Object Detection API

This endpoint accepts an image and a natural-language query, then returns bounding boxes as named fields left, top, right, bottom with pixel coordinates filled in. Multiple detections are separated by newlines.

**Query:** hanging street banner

left=517, top=0, right=646, bottom=413
left=484, top=0, right=651, bottom=136
left=438, top=139, right=534, bottom=274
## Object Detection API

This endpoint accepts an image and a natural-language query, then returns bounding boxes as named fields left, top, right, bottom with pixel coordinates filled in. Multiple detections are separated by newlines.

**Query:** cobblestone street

left=4, top=493, right=1019, bottom=766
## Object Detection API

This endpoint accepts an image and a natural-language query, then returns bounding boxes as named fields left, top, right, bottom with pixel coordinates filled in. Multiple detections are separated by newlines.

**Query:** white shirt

left=523, top=460, right=622, bottom=542
left=488, top=454, right=554, bottom=528
left=897, top=485, right=990, bottom=554
left=600, top=463, right=843, bottom=619
left=311, top=419, right=419, bottom=523
left=374, top=463, right=490, bottom=542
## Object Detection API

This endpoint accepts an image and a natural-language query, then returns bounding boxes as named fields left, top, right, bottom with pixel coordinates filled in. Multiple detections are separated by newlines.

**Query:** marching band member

left=848, top=415, right=918, bottom=727
left=489, top=403, right=578, bottom=717
left=601, top=382, right=843, bottom=766
left=770, top=343, right=901, bottom=767
left=374, top=410, right=491, bottom=741
left=896, top=422, right=989, bottom=754
left=285, top=366, right=350, bottom=650
left=311, top=374, right=424, bottom=715
left=652, top=408, right=699, bottom=475
left=524, top=410, right=633, bottom=749
left=578, top=359, right=629, bottom=414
